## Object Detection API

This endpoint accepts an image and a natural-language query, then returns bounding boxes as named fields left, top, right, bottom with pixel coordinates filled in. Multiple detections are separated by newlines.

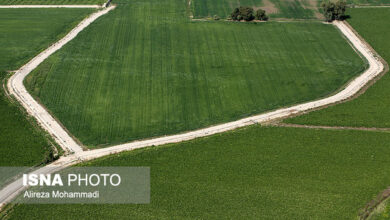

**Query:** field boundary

left=275, top=123, right=390, bottom=132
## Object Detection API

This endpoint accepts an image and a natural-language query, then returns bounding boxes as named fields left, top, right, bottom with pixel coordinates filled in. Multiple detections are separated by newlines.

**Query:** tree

left=334, top=0, right=347, bottom=20
left=240, top=6, right=255, bottom=21
left=231, top=6, right=255, bottom=21
left=231, top=8, right=240, bottom=20
left=255, top=9, right=269, bottom=21
left=321, top=0, right=347, bottom=22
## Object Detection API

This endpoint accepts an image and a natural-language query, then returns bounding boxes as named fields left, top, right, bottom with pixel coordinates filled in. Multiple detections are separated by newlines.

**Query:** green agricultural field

left=191, top=0, right=317, bottom=19
left=25, top=0, right=367, bottom=148
left=347, top=0, right=390, bottom=5
left=5, top=126, right=390, bottom=219
left=0, top=0, right=105, bottom=5
left=0, top=8, right=94, bottom=166
left=286, top=8, right=390, bottom=128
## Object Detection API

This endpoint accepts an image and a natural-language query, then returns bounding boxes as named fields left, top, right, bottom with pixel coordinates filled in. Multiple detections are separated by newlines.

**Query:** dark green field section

left=286, top=8, right=390, bottom=128
left=24, top=0, right=366, bottom=148
left=5, top=126, right=390, bottom=219
left=0, top=0, right=105, bottom=5
left=0, top=8, right=93, bottom=166
left=191, top=0, right=317, bottom=19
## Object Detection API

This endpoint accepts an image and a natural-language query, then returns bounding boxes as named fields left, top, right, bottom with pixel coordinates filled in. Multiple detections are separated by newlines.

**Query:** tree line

left=230, top=6, right=269, bottom=22
left=226, top=0, right=347, bottom=23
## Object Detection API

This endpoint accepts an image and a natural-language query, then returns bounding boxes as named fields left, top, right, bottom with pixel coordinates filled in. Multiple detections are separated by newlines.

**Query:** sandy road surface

left=1, top=14, right=385, bottom=209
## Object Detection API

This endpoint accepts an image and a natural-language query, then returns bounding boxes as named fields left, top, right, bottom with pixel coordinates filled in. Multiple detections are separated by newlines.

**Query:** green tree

left=231, top=6, right=255, bottom=21
left=231, top=8, right=240, bottom=20
left=321, top=0, right=347, bottom=22
left=239, top=6, right=255, bottom=21
left=255, top=9, right=269, bottom=21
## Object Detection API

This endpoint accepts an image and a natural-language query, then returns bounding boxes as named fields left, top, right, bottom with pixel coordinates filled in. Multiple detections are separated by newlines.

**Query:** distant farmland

left=24, top=0, right=367, bottom=148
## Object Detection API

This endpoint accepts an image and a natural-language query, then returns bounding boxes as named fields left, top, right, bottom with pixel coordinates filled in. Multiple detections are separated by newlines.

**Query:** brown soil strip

left=274, top=123, right=390, bottom=132
left=303, top=0, right=323, bottom=19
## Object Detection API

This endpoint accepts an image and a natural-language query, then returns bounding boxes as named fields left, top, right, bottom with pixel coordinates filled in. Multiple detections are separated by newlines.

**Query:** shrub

left=321, top=0, right=347, bottom=22
left=214, top=15, right=220, bottom=20
left=255, top=9, right=269, bottom=21
left=240, top=6, right=255, bottom=21
left=231, top=8, right=240, bottom=20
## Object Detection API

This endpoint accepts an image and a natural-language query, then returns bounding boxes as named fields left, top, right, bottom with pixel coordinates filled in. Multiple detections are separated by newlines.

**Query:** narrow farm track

left=7, top=5, right=116, bottom=153
left=276, top=123, right=390, bottom=132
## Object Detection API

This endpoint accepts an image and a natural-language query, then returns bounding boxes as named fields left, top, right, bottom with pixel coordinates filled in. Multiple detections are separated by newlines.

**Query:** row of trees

left=224, top=1, right=346, bottom=23
left=231, top=7, right=269, bottom=22
left=321, top=0, right=347, bottom=22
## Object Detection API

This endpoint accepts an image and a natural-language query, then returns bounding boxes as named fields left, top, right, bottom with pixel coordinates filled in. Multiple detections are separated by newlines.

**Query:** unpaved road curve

left=1, top=18, right=385, bottom=209
left=7, top=5, right=116, bottom=153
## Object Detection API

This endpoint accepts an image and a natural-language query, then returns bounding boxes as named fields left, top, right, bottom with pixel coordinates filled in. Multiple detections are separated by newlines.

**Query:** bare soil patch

left=301, top=0, right=323, bottom=19
left=254, top=0, right=279, bottom=14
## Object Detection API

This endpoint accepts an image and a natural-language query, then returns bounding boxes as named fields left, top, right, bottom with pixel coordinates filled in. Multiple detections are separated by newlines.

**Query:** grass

left=0, top=0, right=105, bottom=5
left=5, top=126, right=390, bottom=219
left=0, top=8, right=94, bottom=166
left=192, top=0, right=316, bottom=19
left=0, top=8, right=95, bottom=71
left=285, top=8, right=390, bottom=128
left=25, top=0, right=367, bottom=148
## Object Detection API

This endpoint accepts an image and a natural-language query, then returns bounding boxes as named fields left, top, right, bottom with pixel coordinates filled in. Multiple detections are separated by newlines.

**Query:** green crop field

left=191, top=0, right=317, bottom=19
left=0, top=8, right=94, bottom=166
left=5, top=126, right=390, bottom=219
left=347, top=0, right=390, bottom=5
left=286, top=8, right=390, bottom=128
left=0, top=0, right=105, bottom=5
left=24, top=0, right=367, bottom=148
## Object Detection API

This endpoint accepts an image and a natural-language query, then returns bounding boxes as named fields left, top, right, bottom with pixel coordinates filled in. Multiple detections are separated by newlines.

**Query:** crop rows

left=286, top=8, right=390, bottom=128
left=23, top=0, right=367, bottom=148
left=7, top=126, right=390, bottom=219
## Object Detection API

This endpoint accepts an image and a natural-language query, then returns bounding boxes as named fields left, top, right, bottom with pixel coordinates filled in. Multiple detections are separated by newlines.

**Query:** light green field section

left=24, top=0, right=366, bottom=148
left=0, top=8, right=94, bottom=166
left=286, top=8, right=390, bottom=128
left=5, top=126, right=390, bottom=219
